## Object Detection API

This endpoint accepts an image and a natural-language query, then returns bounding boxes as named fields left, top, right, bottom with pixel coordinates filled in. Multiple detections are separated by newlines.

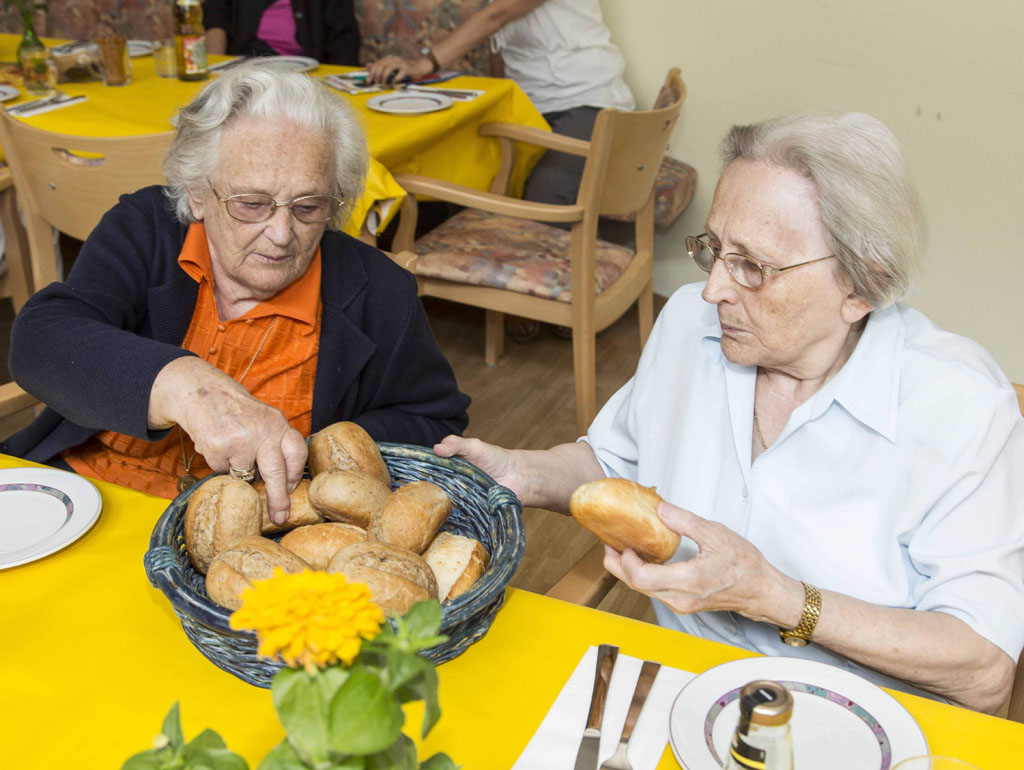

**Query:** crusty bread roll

left=569, top=478, right=680, bottom=563
left=327, top=540, right=438, bottom=599
left=307, top=469, right=391, bottom=527
left=278, top=522, right=367, bottom=570
left=204, top=535, right=311, bottom=610
left=334, top=564, right=432, bottom=617
left=253, top=479, right=322, bottom=534
left=367, top=481, right=452, bottom=554
left=308, top=421, right=391, bottom=487
left=423, top=532, right=490, bottom=601
left=184, top=476, right=262, bottom=575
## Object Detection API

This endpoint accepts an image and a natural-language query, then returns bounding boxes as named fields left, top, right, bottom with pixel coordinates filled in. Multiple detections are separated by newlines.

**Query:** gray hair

left=163, top=61, right=368, bottom=229
left=721, top=113, right=925, bottom=307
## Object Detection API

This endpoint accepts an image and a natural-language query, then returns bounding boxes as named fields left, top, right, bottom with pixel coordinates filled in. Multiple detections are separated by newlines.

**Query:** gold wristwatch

left=779, top=581, right=821, bottom=647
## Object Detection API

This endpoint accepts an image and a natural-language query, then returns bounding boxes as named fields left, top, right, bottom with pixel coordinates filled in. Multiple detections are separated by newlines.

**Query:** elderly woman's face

left=701, top=159, right=871, bottom=376
left=186, top=118, right=335, bottom=304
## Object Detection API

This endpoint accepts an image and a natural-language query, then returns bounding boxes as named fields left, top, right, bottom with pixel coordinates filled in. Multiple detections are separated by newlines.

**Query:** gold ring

left=228, top=465, right=257, bottom=483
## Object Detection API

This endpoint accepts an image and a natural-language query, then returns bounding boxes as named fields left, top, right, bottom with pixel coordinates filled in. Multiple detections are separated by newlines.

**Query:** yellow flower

left=230, top=569, right=385, bottom=673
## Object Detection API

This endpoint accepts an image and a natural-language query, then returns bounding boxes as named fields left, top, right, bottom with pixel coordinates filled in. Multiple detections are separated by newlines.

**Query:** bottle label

left=729, top=733, right=767, bottom=769
left=181, top=35, right=207, bottom=74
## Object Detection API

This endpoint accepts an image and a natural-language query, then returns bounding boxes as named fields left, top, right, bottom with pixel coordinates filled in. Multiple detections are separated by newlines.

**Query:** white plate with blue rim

left=366, top=91, right=453, bottom=115
left=669, top=656, right=928, bottom=770
left=0, top=85, right=20, bottom=102
left=0, top=467, right=102, bottom=569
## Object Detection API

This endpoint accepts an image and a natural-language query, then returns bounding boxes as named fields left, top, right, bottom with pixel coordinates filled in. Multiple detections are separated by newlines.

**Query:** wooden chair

left=394, top=68, right=686, bottom=435
left=0, top=112, right=173, bottom=292
left=0, top=164, right=32, bottom=312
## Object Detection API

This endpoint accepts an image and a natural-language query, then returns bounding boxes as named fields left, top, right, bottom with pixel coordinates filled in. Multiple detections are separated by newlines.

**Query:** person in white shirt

left=435, top=112, right=1024, bottom=713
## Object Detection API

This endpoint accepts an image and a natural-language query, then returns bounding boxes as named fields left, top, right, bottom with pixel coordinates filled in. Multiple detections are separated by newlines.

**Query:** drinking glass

left=19, top=46, right=57, bottom=97
left=892, top=756, right=982, bottom=770
left=96, top=34, right=131, bottom=86
left=152, top=39, right=177, bottom=78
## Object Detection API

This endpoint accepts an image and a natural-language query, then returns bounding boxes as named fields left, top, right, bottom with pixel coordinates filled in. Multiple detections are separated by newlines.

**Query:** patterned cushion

left=355, top=0, right=491, bottom=75
left=606, top=156, right=697, bottom=228
left=414, top=209, right=635, bottom=303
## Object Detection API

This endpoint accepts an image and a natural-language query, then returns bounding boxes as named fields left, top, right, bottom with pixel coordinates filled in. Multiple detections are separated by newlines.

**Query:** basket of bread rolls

left=144, top=422, right=525, bottom=687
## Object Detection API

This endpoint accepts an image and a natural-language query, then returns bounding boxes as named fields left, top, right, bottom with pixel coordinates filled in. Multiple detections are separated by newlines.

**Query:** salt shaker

left=723, top=680, right=794, bottom=770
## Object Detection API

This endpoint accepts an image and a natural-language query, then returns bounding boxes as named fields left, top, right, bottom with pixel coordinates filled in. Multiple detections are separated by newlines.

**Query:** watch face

left=782, top=634, right=809, bottom=647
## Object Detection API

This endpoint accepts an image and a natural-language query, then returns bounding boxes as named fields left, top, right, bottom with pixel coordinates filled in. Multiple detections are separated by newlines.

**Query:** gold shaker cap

left=738, top=680, right=793, bottom=726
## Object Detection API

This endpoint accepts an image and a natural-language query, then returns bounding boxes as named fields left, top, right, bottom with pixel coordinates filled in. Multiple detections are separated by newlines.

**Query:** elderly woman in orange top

left=3, top=62, right=469, bottom=524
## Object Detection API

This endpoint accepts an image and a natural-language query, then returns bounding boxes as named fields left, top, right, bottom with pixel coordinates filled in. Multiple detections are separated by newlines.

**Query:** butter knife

left=598, top=660, right=661, bottom=770
left=573, top=644, right=619, bottom=770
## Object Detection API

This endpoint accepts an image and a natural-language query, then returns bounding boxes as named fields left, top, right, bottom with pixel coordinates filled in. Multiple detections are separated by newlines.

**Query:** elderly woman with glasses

left=4, top=62, right=469, bottom=524
left=434, top=112, right=1024, bottom=712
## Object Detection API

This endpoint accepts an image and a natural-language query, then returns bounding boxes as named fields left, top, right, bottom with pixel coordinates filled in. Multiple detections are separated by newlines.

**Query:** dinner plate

left=0, top=467, right=102, bottom=569
left=366, top=92, right=453, bottom=115
left=0, top=84, right=20, bottom=102
left=128, top=40, right=154, bottom=57
left=669, top=656, right=928, bottom=770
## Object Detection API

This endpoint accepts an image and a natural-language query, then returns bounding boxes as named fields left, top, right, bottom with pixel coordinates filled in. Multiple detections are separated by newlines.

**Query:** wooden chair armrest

left=0, top=381, right=39, bottom=418
left=479, top=122, right=591, bottom=157
left=544, top=541, right=619, bottom=609
left=385, top=250, right=417, bottom=273
left=393, top=173, right=584, bottom=224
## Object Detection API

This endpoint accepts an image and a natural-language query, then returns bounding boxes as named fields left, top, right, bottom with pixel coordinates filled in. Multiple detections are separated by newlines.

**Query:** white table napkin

left=512, top=646, right=695, bottom=770
left=10, top=95, right=87, bottom=118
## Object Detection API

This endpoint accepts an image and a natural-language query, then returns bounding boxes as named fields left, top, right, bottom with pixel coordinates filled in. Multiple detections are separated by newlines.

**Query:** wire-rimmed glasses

left=211, top=186, right=343, bottom=224
left=685, top=233, right=835, bottom=290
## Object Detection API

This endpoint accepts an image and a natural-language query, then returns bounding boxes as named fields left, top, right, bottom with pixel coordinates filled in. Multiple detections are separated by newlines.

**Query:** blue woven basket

left=144, top=442, right=525, bottom=688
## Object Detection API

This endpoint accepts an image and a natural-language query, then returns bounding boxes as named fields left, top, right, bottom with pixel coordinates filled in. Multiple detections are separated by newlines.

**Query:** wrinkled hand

left=366, top=54, right=434, bottom=85
left=433, top=435, right=527, bottom=499
left=151, top=358, right=307, bottom=525
left=603, top=501, right=785, bottom=621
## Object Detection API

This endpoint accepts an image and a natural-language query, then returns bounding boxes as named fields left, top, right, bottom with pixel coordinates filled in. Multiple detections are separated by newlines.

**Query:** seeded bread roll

left=204, top=535, right=311, bottom=610
left=327, top=540, right=438, bottom=599
left=335, top=564, right=432, bottom=617
left=253, top=479, right=322, bottom=535
left=569, top=478, right=680, bottom=563
left=367, top=481, right=452, bottom=554
left=308, top=421, right=391, bottom=487
left=184, top=475, right=262, bottom=574
left=278, top=522, right=367, bottom=570
left=423, top=532, right=490, bottom=601
left=307, top=469, right=391, bottom=528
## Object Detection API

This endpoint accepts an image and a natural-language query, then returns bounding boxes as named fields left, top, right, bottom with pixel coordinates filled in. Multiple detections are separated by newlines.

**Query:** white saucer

left=367, top=91, right=453, bottom=115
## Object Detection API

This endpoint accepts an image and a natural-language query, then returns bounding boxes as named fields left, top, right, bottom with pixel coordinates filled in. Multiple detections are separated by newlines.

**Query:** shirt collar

left=177, top=222, right=321, bottom=328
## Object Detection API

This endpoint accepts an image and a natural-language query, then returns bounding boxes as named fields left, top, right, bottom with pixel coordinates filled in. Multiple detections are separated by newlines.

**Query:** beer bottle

left=723, top=680, right=794, bottom=770
left=174, top=0, right=208, bottom=81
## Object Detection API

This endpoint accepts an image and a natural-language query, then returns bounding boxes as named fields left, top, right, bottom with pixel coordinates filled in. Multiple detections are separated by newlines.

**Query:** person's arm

left=365, top=0, right=547, bottom=83
left=202, top=0, right=229, bottom=54
left=604, top=502, right=1016, bottom=713
left=206, top=27, right=227, bottom=55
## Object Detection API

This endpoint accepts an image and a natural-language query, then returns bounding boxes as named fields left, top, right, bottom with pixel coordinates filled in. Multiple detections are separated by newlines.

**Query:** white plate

left=0, top=85, right=20, bottom=103
left=128, top=40, right=154, bottom=57
left=247, top=55, right=319, bottom=73
left=0, top=467, right=102, bottom=569
left=366, top=92, right=453, bottom=115
left=669, top=657, right=927, bottom=770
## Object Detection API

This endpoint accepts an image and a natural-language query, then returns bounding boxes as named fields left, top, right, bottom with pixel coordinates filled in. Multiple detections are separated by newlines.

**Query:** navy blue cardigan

left=3, top=186, right=470, bottom=463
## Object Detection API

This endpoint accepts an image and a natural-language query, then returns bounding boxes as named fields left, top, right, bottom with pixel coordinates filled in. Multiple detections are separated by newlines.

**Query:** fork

left=599, top=660, right=661, bottom=770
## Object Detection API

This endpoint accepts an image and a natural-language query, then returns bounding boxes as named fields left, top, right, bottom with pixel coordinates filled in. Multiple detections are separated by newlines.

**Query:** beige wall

left=601, top=0, right=1024, bottom=382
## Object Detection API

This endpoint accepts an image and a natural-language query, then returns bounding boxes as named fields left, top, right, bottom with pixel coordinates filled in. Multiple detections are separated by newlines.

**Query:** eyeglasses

left=685, top=233, right=835, bottom=290
left=210, top=185, right=343, bottom=224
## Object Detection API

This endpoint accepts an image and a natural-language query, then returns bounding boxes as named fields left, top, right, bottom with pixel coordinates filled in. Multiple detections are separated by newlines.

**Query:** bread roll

left=327, top=541, right=438, bottom=599
left=308, top=421, right=391, bottom=487
left=569, top=478, right=679, bottom=563
left=334, top=564, right=432, bottom=617
left=423, top=532, right=490, bottom=601
left=367, top=481, right=452, bottom=554
left=278, top=522, right=367, bottom=570
left=184, top=475, right=262, bottom=575
left=253, top=479, right=322, bottom=534
left=307, top=469, right=391, bottom=527
left=204, top=535, right=311, bottom=610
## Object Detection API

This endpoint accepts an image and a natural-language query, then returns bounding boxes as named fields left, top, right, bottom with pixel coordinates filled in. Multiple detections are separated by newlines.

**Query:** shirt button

left=294, top=10, right=303, bottom=18
left=217, top=323, right=226, bottom=332
left=245, top=318, right=255, bottom=325
left=741, top=485, right=749, bottom=498
left=208, top=346, right=217, bottom=355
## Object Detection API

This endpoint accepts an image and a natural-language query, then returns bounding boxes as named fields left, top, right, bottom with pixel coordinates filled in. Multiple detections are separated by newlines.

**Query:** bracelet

left=779, top=581, right=822, bottom=647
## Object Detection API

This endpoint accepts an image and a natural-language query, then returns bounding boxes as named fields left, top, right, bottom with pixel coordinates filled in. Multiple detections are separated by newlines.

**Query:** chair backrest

left=579, top=68, right=686, bottom=218
left=0, top=111, right=173, bottom=288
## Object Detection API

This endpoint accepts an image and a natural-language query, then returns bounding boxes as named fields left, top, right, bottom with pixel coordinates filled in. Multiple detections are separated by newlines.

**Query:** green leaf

left=185, top=729, right=227, bottom=752
left=363, top=734, right=417, bottom=770
left=418, top=753, right=459, bottom=770
left=161, top=702, right=186, bottom=752
left=383, top=646, right=428, bottom=693
left=314, top=664, right=350, bottom=706
left=401, top=600, right=442, bottom=640
left=121, top=752, right=167, bottom=770
left=396, top=665, right=441, bottom=738
left=182, top=745, right=250, bottom=770
left=327, top=665, right=404, bottom=755
left=255, top=741, right=308, bottom=770
left=272, top=668, right=330, bottom=766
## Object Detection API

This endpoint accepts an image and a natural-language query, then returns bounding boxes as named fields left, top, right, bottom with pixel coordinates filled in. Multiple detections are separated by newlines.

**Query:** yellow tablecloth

left=0, top=35, right=548, bottom=237
left=0, top=454, right=1020, bottom=769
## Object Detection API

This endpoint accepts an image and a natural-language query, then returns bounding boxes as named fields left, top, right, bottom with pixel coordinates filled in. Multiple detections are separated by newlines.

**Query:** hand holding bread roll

left=308, top=469, right=391, bottom=527
left=308, top=421, right=391, bottom=487
left=569, top=477, right=680, bottom=563
left=254, top=478, right=322, bottom=534
left=279, top=522, right=367, bottom=570
left=185, top=475, right=262, bottom=574
left=368, top=481, right=451, bottom=553
left=205, top=535, right=311, bottom=610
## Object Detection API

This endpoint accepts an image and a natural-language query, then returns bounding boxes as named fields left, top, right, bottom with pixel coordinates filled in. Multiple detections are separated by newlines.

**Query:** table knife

left=573, top=644, right=618, bottom=770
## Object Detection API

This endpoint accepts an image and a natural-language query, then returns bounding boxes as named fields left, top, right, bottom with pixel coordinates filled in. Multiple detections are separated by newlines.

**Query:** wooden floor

left=0, top=291, right=663, bottom=625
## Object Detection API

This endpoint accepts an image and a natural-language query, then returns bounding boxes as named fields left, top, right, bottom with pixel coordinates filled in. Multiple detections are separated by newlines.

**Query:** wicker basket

left=144, top=442, right=525, bottom=688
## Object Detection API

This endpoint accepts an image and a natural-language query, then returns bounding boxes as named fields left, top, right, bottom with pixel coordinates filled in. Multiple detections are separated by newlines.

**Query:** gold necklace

left=753, top=403, right=769, bottom=451
left=177, top=316, right=278, bottom=493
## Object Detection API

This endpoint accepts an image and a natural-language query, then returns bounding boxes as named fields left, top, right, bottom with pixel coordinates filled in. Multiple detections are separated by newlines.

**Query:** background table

left=0, top=35, right=548, bottom=238
left=1, top=453, right=1021, bottom=768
